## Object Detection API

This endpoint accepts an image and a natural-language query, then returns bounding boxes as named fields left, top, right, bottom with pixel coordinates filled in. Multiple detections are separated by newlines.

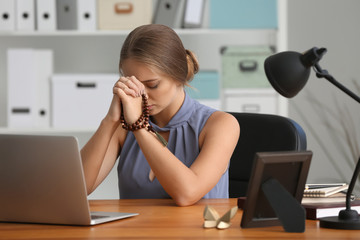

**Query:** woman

left=81, top=24, right=240, bottom=206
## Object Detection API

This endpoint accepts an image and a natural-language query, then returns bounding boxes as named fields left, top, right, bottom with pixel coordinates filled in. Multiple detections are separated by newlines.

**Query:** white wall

left=286, top=0, right=360, bottom=193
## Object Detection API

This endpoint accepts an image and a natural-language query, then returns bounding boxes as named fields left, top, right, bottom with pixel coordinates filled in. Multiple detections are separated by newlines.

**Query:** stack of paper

left=301, top=183, right=352, bottom=205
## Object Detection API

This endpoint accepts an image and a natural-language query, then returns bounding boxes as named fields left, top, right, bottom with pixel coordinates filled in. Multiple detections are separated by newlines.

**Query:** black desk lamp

left=264, top=47, right=360, bottom=230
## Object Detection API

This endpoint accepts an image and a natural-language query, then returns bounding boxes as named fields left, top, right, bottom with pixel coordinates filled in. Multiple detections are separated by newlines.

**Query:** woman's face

left=121, top=58, right=183, bottom=116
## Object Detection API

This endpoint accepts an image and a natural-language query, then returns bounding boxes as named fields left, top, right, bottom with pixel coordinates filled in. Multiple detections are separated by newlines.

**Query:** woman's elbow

left=85, top=182, right=97, bottom=196
left=86, top=187, right=94, bottom=196
left=172, top=189, right=202, bottom=207
left=173, top=197, right=197, bottom=207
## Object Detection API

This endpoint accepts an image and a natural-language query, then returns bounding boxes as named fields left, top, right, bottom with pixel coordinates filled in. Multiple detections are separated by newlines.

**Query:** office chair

left=228, top=112, right=307, bottom=198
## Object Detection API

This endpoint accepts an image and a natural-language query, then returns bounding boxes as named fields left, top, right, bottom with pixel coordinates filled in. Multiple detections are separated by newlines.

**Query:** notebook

left=0, top=134, right=138, bottom=225
left=303, top=184, right=348, bottom=197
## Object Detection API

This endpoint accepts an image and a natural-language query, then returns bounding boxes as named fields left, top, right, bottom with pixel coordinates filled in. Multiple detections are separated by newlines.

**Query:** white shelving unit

left=0, top=28, right=278, bottom=130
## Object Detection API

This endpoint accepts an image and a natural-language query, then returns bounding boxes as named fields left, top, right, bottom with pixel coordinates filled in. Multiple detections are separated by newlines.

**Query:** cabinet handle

left=39, top=109, right=46, bottom=116
left=76, top=82, right=96, bottom=88
left=242, top=104, right=260, bottom=113
left=12, top=108, right=30, bottom=114
left=239, top=60, right=257, bottom=72
left=114, top=3, right=133, bottom=14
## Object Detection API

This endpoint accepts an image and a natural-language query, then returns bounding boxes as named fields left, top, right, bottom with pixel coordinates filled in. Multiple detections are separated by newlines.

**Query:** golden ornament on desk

left=203, top=205, right=238, bottom=229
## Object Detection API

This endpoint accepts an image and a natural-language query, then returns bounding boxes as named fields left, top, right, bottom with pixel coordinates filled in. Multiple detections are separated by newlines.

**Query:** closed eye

left=147, top=83, right=159, bottom=89
left=141, top=78, right=160, bottom=89
left=145, top=81, right=160, bottom=89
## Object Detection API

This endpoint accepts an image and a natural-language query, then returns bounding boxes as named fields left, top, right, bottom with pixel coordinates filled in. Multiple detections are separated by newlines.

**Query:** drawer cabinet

left=223, top=89, right=280, bottom=114
left=52, top=74, right=117, bottom=129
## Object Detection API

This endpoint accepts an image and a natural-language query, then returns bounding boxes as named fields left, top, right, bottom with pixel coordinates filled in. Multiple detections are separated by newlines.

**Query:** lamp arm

left=313, top=63, right=360, bottom=104
left=346, top=157, right=360, bottom=210
left=314, top=63, right=360, bottom=212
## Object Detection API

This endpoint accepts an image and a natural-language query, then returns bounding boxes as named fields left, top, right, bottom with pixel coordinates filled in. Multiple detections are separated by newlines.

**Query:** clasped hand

left=107, top=76, right=146, bottom=124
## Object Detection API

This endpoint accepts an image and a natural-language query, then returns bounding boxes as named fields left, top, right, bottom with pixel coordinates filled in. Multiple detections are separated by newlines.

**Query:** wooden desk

left=0, top=198, right=359, bottom=239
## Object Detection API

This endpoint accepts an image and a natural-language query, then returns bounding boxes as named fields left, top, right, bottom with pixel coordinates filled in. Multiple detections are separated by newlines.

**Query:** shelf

left=223, top=88, right=278, bottom=95
left=0, top=28, right=276, bottom=37
left=0, top=127, right=96, bottom=134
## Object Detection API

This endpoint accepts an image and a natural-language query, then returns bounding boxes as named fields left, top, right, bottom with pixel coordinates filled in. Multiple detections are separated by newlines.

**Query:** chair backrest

left=228, top=112, right=307, bottom=198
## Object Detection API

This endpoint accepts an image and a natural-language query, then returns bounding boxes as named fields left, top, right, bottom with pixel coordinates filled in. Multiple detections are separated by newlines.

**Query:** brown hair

left=119, top=24, right=199, bottom=84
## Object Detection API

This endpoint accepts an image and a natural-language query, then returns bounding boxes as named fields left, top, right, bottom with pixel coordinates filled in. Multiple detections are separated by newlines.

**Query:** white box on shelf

left=7, top=49, right=53, bottom=128
left=51, top=74, right=118, bottom=129
left=0, top=0, right=15, bottom=31
left=36, top=0, right=56, bottom=31
left=223, top=89, right=280, bottom=114
left=15, top=0, right=35, bottom=31
left=97, top=0, right=152, bottom=30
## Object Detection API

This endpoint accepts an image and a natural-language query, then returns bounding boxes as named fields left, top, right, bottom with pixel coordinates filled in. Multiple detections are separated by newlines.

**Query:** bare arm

left=80, top=117, right=122, bottom=194
left=80, top=77, right=140, bottom=194
left=133, top=111, right=240, bottom=206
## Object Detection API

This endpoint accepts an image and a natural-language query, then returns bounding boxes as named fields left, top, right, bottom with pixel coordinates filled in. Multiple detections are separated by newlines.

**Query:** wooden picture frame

left=241, top=151, right=312, bottom=229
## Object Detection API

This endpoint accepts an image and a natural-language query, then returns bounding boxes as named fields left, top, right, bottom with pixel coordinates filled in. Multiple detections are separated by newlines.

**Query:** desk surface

left=0, top=198, right=359, bottom=239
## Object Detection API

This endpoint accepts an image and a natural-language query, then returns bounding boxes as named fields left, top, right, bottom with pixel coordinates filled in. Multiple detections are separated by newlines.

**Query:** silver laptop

left=0, top=134, right=138, bottom=225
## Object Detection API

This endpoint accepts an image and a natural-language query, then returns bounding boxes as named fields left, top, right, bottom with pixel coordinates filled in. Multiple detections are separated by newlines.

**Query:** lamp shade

left=264, top=47, right=327, bottom=98
left=264, top=51, right=311, bottom=98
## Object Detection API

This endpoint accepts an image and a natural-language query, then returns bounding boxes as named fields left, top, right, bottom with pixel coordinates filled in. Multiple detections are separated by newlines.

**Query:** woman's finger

left=114, top=78, right=137, bottom=97
left=128, top=76, right=145, bottom=95
left=124, top=76, right=141, bottom=97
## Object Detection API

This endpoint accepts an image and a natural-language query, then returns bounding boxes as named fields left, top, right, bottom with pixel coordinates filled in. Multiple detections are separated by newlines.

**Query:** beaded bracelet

left=120, top=94, right=168, bottom=147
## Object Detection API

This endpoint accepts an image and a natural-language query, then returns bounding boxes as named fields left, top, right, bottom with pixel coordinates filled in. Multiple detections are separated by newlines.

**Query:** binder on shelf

left=0, top=0, right=15, bottom=31
left=7, top=49, right=53, bottom=128
left=153, top=0, right=186, bottom=29
left=36, top=0, right=57, bottom=31
left=182, top=0, right=206, bottom=28
left=77, top=0, right=96, bottom=31
left=56, top=0, right=96, bottom=31
left=15, top=0, right=35, bottom=31
left=56, top=0, right=77, bottom=30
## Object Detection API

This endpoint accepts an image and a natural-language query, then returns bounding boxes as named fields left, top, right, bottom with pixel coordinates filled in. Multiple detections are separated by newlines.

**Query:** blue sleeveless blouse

left=117, top=92, right=229, bottom=199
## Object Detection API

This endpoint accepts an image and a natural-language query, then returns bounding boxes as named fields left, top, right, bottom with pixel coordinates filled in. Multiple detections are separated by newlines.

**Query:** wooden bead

left=120, top=94, right=153, bottom=133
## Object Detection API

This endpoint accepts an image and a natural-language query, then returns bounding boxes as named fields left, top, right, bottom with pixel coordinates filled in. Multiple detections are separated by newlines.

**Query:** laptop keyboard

left=91, top=215, right=108, bottom=220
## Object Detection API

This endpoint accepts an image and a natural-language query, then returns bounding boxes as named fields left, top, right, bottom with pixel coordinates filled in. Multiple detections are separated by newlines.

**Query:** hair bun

left=185, top=49, right=199, bottom=82
left=120, top=24, right=199, bottom=86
